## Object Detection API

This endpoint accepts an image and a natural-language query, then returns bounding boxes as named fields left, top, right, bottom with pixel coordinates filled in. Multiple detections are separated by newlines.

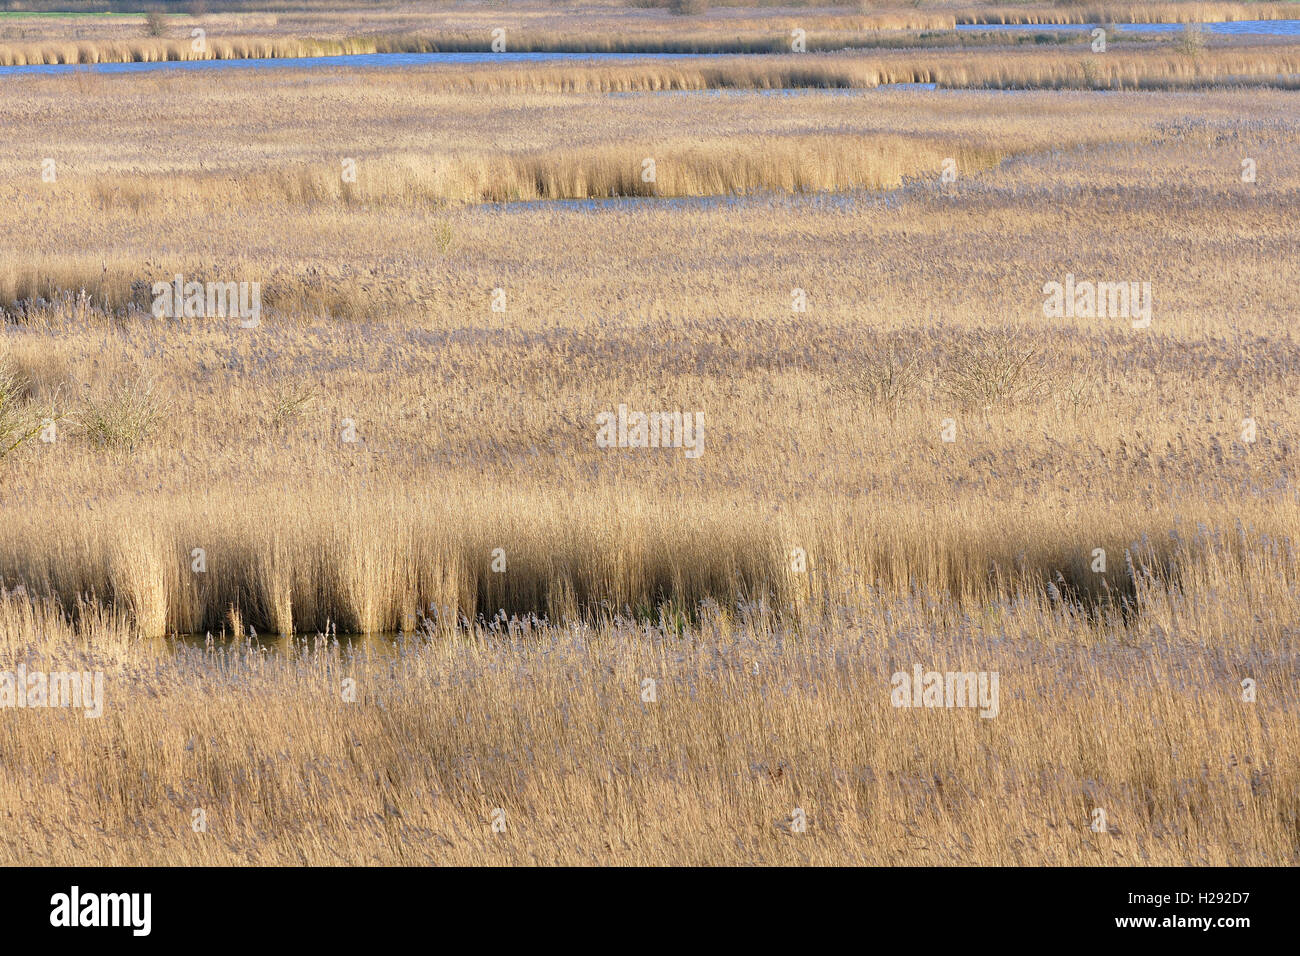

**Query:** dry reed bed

left=6, top=40, right=1300, bottom=97
left=315, top=46, right=1300, bottom=94
left=962, top=3, right=1300, bottom=25
left=1, top=477, right=1298, bottom=636
left=3, top=281, right=1299, bottom=636
left=9, top=41, right=1298, bottom=94
left=10, top=135, right=1003, bottom=213
left=0, top=77, right=1291, bottom=313
left=2, top=0, right=1300, bottom=64
left=0, top=62, right=1298, bottom=864
left=3, top=74, right=1168, bottom=309
left=1, top=585, right=1296, bottom=865
left=442, top=46, right=1300, bottom=93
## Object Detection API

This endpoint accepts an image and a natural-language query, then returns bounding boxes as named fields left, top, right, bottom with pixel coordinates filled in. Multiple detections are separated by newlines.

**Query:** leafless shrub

left=81, top=379, right=166, bottom=453
left=847, top=340, right=923, bottom=414
left=941, top=331, right=1054, bottom=411
left=143, top=10, right=168, bottom=39
left=1176, top=22, right=1207, bottom=57
left=669, top=0, right=709, bottom=15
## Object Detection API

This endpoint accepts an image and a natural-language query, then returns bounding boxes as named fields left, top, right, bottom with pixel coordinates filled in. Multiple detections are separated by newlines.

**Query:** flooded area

left=1, top=22, right=1297, bottom=75
left=0, top=49, right=737, bottom=76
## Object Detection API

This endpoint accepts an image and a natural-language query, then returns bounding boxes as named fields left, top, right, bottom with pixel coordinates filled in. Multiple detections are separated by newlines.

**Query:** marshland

left=0, top=0, right=1297, bottom=866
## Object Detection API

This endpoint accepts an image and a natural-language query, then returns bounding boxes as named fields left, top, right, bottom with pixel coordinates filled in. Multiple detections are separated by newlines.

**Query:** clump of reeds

left=0, top=572, right=1295, bottom=865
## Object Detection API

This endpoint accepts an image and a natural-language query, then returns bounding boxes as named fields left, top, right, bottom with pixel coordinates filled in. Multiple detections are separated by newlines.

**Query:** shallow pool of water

left=0, top=49, right=741, bottom=76
left=2, top=22, right=1297, bottom=76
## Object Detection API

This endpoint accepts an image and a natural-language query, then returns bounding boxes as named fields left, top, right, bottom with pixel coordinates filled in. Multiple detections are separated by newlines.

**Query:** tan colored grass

left=963, top=3, right=1300, bottom=25
left=0, top=51, right=1297, bottom=865
left=1, top=577, right=1296, bottom=865
left=2, top=1, right=1299, bottom=64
